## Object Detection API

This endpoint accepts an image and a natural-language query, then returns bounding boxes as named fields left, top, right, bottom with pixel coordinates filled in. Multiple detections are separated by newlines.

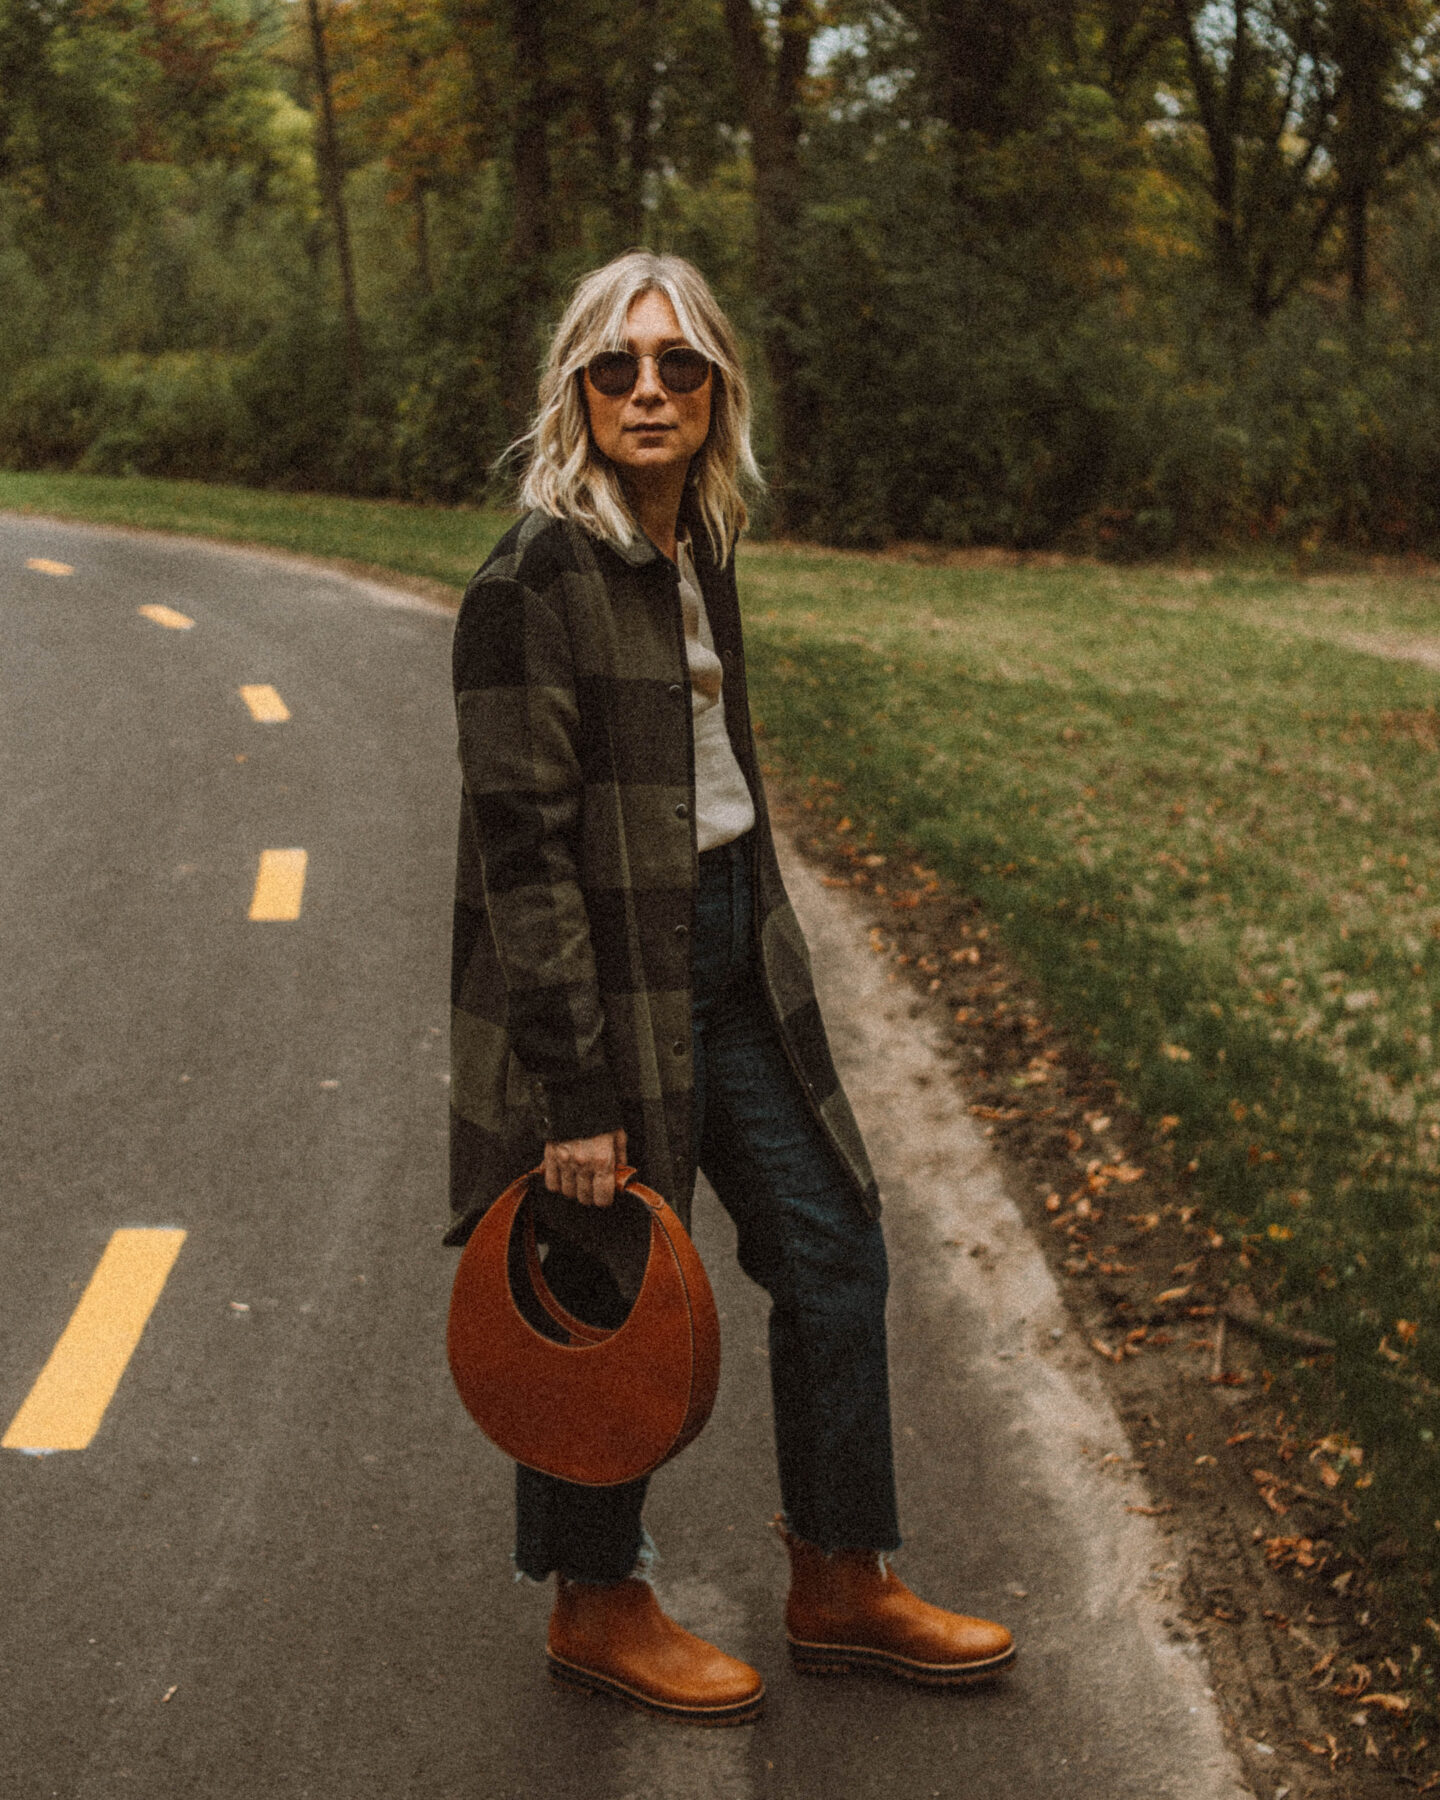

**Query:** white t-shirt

left=676, top=538, right=756, bottom=853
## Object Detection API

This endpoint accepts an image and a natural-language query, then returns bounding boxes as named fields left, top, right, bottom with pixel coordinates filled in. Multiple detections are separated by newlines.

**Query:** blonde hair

left=513, top=251, right=760, bottom=563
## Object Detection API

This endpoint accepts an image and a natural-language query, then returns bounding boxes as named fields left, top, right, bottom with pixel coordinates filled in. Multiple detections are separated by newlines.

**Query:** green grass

left=0, top=470, right=509, bottom=592
left=8, top=472, right=1440, bottom=1585
left=739, top=546, right=1440, bottom=1586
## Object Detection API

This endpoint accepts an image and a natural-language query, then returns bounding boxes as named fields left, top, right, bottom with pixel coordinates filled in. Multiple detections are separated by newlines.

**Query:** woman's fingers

left=543, top=1133, right=620, bottom=1207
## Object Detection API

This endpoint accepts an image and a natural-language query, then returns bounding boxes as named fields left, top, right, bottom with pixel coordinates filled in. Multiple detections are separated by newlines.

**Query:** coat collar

left=607, top=531, right=660, bottom=568
left=596, top=490, right=727, bottom=574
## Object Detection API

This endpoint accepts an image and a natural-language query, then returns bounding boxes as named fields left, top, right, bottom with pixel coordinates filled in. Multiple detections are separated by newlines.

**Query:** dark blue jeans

left=514, top=834, right=900, bottom=1582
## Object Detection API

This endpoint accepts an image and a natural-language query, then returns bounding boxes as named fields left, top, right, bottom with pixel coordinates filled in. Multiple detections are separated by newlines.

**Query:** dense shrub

left=6, top=186, right=1440, bottom=550
left=0, top=357, right=115, bottom=469
left=386, top=342, right=508, bottom=505
left=231, top=316, right=354, bottom=490
left=78, top=354, right=251, bottom=481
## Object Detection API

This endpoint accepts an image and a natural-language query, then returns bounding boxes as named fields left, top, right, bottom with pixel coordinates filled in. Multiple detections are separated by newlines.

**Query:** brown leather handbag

left=447, top=1166, right=721, bottom=1486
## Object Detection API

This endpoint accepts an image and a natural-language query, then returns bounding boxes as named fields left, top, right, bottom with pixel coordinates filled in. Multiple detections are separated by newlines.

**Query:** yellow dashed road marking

left=138, top=604, right=195, bottom=631
left=26, top=558, right=73, bottom=577
left=3, top=1229, right=187, bottom=1452
left=249, top=848, right=307, bottom=921
left=239, top=684, right=290, bottom=723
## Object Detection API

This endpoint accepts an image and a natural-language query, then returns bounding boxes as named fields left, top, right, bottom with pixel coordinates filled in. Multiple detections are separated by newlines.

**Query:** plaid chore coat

left=445, top=505, right=879, bottom=1247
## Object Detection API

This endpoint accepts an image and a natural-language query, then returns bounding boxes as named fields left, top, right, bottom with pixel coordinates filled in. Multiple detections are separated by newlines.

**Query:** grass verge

left=739, top=547, right=1440, bottom=1610
left=7, top=472, right=1440, bottom=1609
left=0, top=470, right=508, bottom=592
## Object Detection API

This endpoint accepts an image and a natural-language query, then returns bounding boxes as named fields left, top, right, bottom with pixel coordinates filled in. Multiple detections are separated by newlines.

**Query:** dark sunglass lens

left=587, top=352, right=638, bottom=396
left=658, top=348, right=710, bottom=393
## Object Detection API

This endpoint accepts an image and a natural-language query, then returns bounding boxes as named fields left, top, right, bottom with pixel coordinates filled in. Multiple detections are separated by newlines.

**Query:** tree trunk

left=413, top=186, right=433, bottom=297
left=721, top=0, right=817, bottom=533
left=504, top=0, right=554, bottom=433
left=622, top=0, right=661, bottom=245
left=925, top=0, right=1031, bottom=141
left=304, top=0, right=363, bottom=395
left=1171, top=0, right=1245, bottom=302
left=1346, top=183, right=1368, bottom=322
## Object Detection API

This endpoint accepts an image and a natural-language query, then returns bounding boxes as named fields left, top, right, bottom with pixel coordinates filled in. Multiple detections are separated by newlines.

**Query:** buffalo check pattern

left=447, top=507, right=878, bottom=1245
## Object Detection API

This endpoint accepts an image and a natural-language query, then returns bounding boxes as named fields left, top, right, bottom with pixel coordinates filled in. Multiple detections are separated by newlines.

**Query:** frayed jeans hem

left=511, top=1527, right=659, bottom=1587
left=778, top=1512, right=902, bottom=1559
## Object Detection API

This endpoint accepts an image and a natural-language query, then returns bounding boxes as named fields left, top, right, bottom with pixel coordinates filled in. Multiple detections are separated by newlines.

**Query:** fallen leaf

left=1251, top=1469, right=1289, bottom=1515
left=1358, top=1693, right=1410, bottom=1715
left=1156, top=1285, right=1192, bottom=1305
left=1333, top=1662, right=1372, bottom=1698
left=1125, top=1503, right=1174, bottom=1516
left=1266, top=1536, right=1319, bottom=1571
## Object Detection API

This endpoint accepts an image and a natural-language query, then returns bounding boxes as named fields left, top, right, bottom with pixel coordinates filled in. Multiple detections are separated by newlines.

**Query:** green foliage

left=0, top=356, right=114, bottom=467
left=4, top=0, right=1440, bottom=544
left=78, top=353, right=252, bottom=479
left=386, top=340, right=507, bottom=504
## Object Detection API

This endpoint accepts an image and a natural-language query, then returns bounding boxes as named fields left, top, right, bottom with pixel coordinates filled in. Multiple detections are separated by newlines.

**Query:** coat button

left=668, top=683, right=684, bottom=700
left=674, top=922, right=687, bottom=939
left=672, top=1040, right=686, bottom=1056
left=674, top=802, right=688, bottom=819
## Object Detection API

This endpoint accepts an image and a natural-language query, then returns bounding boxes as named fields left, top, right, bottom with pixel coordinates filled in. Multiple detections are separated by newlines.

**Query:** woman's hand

left=543, top=1129, right=628, bottom=1208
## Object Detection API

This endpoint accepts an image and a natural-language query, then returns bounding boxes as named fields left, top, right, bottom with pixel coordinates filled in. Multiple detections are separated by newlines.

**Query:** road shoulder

left=775, top=820, right=1253, bottom=1800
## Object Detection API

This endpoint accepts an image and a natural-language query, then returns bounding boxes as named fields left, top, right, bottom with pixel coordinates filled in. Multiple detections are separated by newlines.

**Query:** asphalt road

left=0, top=515, right=1250, bottom=1800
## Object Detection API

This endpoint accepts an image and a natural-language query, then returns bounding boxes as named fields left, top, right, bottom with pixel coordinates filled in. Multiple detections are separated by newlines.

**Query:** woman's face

left=582, top=289, right=712, bottom=483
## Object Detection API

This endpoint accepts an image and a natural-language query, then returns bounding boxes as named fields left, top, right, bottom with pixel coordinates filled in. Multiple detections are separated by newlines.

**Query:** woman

left=448, top=250, right=1014, bottom=1723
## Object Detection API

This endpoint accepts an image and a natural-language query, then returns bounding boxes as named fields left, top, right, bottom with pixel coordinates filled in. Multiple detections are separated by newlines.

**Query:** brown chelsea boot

left=547, top=1576, right=765, bottom=1724
left=776, top=1519, right=1016, bottom=1685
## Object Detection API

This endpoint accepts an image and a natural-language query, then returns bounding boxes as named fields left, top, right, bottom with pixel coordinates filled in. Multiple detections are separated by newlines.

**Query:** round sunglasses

left=583, top=346, right=712, bottom=398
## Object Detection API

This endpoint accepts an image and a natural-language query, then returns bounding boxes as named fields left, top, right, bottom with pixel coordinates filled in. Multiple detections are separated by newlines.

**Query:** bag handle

left=519, top=1164, right=651, bottom=1348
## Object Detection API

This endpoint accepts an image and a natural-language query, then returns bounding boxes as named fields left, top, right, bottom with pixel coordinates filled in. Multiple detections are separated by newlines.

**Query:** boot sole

left=788, top=1636, right=1016, bottom=1686
left=547, top=1651, right=766, bottom=1725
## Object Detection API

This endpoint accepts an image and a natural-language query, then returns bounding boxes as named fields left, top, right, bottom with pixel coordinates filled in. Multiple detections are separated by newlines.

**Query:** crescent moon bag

left=447, top=1167, right=721, bottom=1486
